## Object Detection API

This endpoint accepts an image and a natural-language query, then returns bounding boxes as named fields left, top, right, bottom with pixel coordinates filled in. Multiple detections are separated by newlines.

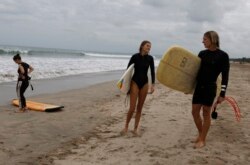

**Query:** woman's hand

left=217, top=96, right=225, bottom=104
left=29, top=65, right=34, bottom=74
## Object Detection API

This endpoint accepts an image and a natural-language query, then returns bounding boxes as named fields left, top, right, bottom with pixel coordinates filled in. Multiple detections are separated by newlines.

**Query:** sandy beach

left=0, top=63, right=249, bottom=165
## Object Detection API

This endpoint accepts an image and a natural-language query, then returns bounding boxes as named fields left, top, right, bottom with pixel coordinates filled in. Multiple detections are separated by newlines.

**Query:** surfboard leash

left=211, top=96, right=241, bottom=122
left=225, top=96, right=241, bottom=122
left=124, top=93, right=130, bottom=107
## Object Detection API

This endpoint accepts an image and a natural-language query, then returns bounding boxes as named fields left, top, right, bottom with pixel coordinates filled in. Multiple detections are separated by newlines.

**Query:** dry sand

left=0, top=63, right=249, bottom=165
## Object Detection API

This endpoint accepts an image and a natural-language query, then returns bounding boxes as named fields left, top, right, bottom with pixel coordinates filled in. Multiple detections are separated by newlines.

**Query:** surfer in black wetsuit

left=192, top=31, right=230, bottom=148
left=121, top=40, right=155, bottom=136
left=13, top=54, right=34, bottom=112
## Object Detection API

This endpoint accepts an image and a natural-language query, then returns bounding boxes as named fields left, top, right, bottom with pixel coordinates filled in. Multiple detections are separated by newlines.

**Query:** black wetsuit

left=127, top=53, right=155, bottom=89
left=192, top=49, right=230, bottom=106
left=16, top=62, right=30, bottom=109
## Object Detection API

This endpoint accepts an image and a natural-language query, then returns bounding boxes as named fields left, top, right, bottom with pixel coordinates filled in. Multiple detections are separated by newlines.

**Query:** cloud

left=187, top=1, right=223, bottom=23
left=0, top=0, right=249, bottom=57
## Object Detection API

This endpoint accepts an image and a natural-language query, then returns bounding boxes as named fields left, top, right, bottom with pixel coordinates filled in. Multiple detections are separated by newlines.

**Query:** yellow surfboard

left=12, top=99, right=64, bottom=112
left=157, top=46, right=201, bottom=94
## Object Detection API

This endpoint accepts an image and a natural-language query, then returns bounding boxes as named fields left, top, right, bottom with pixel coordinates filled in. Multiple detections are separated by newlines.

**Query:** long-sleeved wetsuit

left=192, top=49, right=230, bottom=106
left=127, top=53, right=155, bottom=89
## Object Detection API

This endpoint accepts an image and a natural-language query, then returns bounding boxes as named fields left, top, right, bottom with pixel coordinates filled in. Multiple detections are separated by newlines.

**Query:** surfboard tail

left=117, top=79, right=124, bottom=89
left=116, top=64, right=135, bottom=94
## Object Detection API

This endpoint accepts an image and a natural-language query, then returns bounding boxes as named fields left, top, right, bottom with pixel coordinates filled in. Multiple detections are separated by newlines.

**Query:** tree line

left=230, top=57, right=250, bottom=63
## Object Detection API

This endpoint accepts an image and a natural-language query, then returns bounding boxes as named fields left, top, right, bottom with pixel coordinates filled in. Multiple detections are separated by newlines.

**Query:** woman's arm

left=29, top=65, right=34, bottom=74
left=217, top=53, right=230, bottom=103
left=19, top=64, right=25, bottom=80
left=220, top=54, right=230, bottom=98
left=127, top=55, right=135, bottom=69
left=19, top=64, right=25, bottom=74
left=148, top=56, right=155, bottom=94
left=150, top=56, right=155, bottom=84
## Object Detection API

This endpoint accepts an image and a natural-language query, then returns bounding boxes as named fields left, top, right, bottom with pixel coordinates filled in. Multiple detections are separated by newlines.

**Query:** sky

left=0, top=0, right=249, bottom=58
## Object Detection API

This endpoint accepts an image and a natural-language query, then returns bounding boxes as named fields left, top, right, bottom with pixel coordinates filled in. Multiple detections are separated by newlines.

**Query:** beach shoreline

left=0, top=70, right=123, bottom=106
left=0, top=78, right=124, bottom=165
left=0, top=63, right=249, bottom=165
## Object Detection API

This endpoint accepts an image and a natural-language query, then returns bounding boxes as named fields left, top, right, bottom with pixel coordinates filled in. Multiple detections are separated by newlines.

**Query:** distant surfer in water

left=121, top=40, right=155, bottom=136
left=13, top=54, right=34, bottom=112
left=192, top=31, right=230, bottom=148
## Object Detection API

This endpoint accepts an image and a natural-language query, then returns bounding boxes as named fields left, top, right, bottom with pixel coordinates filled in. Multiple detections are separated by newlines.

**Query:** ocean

left=0, top=45, right=160, bottom=83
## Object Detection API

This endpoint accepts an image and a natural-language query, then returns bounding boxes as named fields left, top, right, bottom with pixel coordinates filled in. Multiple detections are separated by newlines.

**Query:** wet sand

left=0, top=70, right=122, bottom=106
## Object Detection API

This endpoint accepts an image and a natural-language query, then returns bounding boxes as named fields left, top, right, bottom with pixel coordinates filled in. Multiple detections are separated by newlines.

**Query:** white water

left=0, top=46, right=159, bottom=83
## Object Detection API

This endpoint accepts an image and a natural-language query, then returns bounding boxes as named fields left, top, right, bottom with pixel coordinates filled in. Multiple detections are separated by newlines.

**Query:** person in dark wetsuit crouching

left=192, top=31, right=230, bottom=148
left=13, top=54, right=34, bottom=112
left=121, top=40, right=155, bottom=136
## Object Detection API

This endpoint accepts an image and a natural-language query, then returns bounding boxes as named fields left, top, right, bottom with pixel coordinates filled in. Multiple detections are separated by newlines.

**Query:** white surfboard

left=147, top=67, right=153, bottom=94
left=117, top=64, right=135, bottom=94
left=117, top=64, right=152, bottom=94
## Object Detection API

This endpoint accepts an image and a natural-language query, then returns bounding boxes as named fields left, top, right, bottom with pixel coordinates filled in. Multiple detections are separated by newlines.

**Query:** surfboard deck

left=117, top=64, right=135, bottom=94
left=157, top=46, right=222, bottom=95
left=117, top=64, right=152, bottom=94
left=157, top=46, right=201, bottom=94
left=12, top=99, right=64, bottom=112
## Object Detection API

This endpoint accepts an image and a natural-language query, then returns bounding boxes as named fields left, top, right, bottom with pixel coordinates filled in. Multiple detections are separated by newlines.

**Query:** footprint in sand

left=188, top=156, right=208, bottom=164
left=107, top=146, right=125, bottom=153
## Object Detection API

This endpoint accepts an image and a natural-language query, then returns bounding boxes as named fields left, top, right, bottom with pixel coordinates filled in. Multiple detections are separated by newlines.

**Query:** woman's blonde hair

left=204, top=31, right=220, bottom=48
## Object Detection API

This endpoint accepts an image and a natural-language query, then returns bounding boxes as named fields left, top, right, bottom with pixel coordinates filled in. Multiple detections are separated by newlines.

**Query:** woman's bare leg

left=195, top=105, right=212, bottom=148
left=192, top=104, right=203, bottom=142
left=133, top=84, right=148, bottom=135
left=122, top=81, right=139, bottom=134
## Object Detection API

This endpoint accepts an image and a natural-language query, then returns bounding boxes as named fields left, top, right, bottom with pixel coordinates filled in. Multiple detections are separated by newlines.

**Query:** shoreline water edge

left=0, top=70, right=123, bottom=106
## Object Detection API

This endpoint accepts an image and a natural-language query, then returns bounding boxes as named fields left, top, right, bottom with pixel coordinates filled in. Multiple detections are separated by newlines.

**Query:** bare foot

left=131, top=130, right=141, bottom=137
left=132, top=130, right=138, bottom=135
left=194, top=141, right=205, bottom=149
left=191, top=136, right=200, bottom=143
left=15, top=109, right=25, bottom=113
left=120, top=128, right=128, bottom=136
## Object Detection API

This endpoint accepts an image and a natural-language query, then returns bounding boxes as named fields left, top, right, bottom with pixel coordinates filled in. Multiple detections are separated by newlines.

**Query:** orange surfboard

left=12, top=99, right=64, bottom=112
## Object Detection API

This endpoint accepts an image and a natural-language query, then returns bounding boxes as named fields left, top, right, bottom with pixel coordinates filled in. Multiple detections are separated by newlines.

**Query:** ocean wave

left=0, top=48, right=29, bottom=55
left=27, top=50, right=84, bottom=56
left=0, top=45, right=134, bottom=59
left=0, top=45, right=160, bottom=84
left=0, top=53, right=160, bottom=84
left=0, top=48, right=84, bottom=56
left=0, top=55, right=130, bottom=83
left=0, top=73, right=15, bottom=78
left=84, top=52, right=131, bottom=58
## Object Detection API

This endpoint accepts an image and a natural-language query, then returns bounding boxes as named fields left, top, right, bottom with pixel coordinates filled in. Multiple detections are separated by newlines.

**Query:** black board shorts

left=192, top=83, right=217, bottom=106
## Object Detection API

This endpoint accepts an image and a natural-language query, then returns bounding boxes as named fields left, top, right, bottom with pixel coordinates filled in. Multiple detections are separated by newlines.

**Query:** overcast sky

left=0, top=0, right=249, bottom=57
